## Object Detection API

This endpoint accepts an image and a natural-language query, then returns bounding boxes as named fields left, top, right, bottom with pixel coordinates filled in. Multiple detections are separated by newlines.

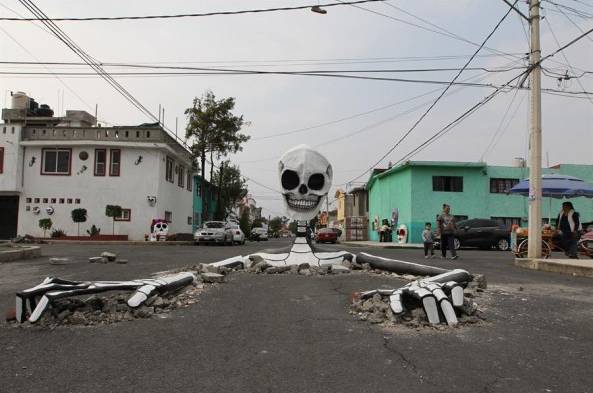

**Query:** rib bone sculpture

left=16, top=145, right=475, bottom=326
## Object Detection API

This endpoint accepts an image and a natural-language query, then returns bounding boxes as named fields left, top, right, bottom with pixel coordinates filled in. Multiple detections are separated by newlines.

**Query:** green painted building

left=192, top=175, right=218, bottom=233
left=367, top=161, right=593, bottom=244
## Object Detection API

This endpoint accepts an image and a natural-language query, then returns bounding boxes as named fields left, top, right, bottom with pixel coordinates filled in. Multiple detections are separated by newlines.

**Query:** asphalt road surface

left=1, top=239, right=592, bottom=393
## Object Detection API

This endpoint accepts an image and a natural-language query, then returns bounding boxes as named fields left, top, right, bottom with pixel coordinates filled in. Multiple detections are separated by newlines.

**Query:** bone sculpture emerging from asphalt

left=16, top=145, right=476, bottom=326
left=207, top=144, right=475, bottom=326
left=16, top=272, right=195, bottom=323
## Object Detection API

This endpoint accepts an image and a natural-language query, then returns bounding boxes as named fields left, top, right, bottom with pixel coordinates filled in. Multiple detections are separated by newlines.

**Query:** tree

left=269, top=217, right=283, bottom=236
left=212, top=161, right=248, bottom=220
left=71, top=208, right=87, bottom=236
left=239, top=208, right=251, bottom=239
left=185, top=91, right=249, bottom=219
left=38, top=218, right=52, bottom=238
left=105, top=205, right=122, bottom=235
left=288, top=221, right=298, bottom=235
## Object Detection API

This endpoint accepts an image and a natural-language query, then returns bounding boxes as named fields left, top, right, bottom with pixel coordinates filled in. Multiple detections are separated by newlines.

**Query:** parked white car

left=194, top=221, right=234, bottom=245
left=229, top=224, right=246, bottom=245
left=250, top=227, right=269, bottom=241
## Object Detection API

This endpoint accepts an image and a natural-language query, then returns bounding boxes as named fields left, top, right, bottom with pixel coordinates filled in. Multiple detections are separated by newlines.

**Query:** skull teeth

left=285, top=195, right=320, bottom=210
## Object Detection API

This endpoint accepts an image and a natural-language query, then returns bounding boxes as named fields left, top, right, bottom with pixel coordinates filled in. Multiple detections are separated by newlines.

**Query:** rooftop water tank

left=11, top=91, right=29, bottom=109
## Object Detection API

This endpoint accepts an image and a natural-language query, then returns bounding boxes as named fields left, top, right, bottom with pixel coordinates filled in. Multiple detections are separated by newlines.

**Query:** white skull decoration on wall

left=153, top=222, right=169, bottom=237
left=278, top=145, right=332, bottom=221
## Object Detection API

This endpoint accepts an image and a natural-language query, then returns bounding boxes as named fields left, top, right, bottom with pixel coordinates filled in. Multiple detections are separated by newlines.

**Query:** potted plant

left=38, top=218, right=52, bottom=238
left=71, top=208, right=87, bottom=236
left=105, top=205, right=122, bottom=235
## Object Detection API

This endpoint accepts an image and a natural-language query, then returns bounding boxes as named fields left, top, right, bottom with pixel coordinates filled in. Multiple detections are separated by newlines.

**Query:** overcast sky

left=1, top=0, right=592, bottom=218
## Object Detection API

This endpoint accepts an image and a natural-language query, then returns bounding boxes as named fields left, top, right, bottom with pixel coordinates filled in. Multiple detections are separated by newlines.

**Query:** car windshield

left=319, top=228, right=334, bottom=233
left=204, top=222, right=225, bottom=229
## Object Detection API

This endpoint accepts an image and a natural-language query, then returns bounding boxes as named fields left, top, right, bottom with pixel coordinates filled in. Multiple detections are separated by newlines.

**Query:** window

left=34, top=198, right=40, bottom=203
left=178, top=166, right=185, bottom=188
left=187, top=172, right=192, bottom=191
left=196, top=182, right=201, bottom=197
left=187, top=216, right=192, bottom=225
left=166, top=157, right=174, bottom=183
left=43, top=198, right=48, bottom=203
left=164, top=211, right=172, bottom=222
left=41, top=148, right=71, bottom=175
left=432, top=176, right=463, bottom=192
left=26, top=197, right=32, bottom=203
left=492, top=217, right=521, bottom=230
left=109, top=149, right=121, bottom=176
left=59, top=198, right=65, bottom=204
left=0, top=147, right=3, bottom=173
left=75, top=198, right=80, bottom=204
left=490, top=178, right=519, bottom=194
left=67, top=198, right=72, bottom=204
left=94, top=149, right=106, bottom=176
left=114, top=208, right=131, bottom=222
left=50, top=198, right=56, bottom=203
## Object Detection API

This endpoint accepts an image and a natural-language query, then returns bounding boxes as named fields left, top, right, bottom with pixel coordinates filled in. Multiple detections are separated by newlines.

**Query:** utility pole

left=528, top=0, right=543, bottom=258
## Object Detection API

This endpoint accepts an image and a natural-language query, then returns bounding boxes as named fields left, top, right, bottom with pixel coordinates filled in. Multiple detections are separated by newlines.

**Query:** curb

left=40, top=240, right=195, bottom=246
left=0, top=246, right=42, bottom=263
left=341, top=241, right=424, bottom=250
left=515, top=257, right=593, bottom=279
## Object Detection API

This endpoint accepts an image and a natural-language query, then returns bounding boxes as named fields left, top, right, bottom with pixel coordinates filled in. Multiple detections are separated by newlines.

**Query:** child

left=422, top=222, right=434, bottom=258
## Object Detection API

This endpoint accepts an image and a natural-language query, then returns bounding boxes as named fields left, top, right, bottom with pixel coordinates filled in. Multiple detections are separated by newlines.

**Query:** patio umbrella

left=509, top=174, right=593, bottom=198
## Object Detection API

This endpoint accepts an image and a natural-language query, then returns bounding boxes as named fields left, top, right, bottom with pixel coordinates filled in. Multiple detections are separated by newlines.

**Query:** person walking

left=437, top=204, right=458, bottom=260
left=422, top=222, right=435, bottom=258
left=557, top=201, right=581, bottom=259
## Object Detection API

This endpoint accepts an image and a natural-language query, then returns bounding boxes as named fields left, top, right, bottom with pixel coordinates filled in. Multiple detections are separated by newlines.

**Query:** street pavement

left=1, top=239, right=592, bottom=393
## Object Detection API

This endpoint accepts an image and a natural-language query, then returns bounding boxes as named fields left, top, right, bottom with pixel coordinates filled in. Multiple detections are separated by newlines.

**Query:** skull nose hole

left=299, top=184, right=308, bottom=194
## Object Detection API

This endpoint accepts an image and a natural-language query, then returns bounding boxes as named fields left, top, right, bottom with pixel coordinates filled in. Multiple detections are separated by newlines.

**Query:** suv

left=194, top=221, right=234, bottom=245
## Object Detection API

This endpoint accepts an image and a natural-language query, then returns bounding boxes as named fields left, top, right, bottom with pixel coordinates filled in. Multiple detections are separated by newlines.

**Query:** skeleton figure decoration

left=207, top=145, right=476, bottom=326
left=16, top=145, right=477, bottom=327
left=15, top=272, right=195, bottom=323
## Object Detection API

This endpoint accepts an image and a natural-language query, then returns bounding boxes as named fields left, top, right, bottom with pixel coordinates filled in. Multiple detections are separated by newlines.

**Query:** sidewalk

left=340, top=240, right=423, bottom=249
left=515, top=257, right=593, bottom=278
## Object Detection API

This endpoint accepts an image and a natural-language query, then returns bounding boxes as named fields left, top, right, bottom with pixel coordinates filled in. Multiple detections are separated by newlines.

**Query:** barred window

left=432, top=176, right=463, bottom=192
left=490, top=178, right=519, bottom=193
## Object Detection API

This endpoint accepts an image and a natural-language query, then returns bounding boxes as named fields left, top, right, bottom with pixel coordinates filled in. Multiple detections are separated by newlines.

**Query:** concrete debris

left=116, top=259, right=129, bottom=264
left=100, top=252, right=117, bottom=262
left=88, top=257, right=106, bottom=264
left=330, top=264, right=350, bottom=274
left=201, top=272, right=225, bottom=283
left=49, top=258, right=69, bottom=265
left=265, top=265, right=291, bottom=274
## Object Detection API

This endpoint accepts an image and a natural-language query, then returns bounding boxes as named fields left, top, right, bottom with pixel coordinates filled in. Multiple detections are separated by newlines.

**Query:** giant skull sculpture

left=279, top=144, right=332, bottom=221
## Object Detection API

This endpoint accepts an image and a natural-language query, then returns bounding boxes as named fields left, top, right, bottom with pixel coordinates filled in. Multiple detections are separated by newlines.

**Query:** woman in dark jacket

left=557, top=201, right=581, bottom=259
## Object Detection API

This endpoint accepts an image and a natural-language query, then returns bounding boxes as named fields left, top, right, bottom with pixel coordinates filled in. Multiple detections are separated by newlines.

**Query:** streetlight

left=311, top=5, right=327, bottom=14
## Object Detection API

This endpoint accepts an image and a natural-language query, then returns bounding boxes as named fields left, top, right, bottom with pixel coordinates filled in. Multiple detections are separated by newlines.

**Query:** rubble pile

left=88, top=251, right=127, bottom=264
left=350, top=275, right=488, bottom=329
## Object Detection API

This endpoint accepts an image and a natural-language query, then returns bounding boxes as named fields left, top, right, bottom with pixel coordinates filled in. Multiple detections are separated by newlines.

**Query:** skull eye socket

left=308, top=173, right=325, bottom=191
left=281, top=170, right=300, bottom=190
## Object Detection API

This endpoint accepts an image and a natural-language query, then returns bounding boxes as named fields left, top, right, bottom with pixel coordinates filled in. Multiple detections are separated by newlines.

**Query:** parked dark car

left=315, top=228, right=339, bottom=244
left=435, top=219, right=511, bottom=251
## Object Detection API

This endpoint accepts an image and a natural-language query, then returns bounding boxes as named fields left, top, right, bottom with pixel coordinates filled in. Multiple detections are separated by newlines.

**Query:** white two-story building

left=0, top=92, right=194, bottom=240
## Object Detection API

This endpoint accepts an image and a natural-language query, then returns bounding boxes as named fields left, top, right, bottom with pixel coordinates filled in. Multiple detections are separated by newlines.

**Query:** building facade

left=192, top=175, right=218, bottom=232
left=368, top=161, right=593, bottom=244
left=0, top=92, right=194, bottom=240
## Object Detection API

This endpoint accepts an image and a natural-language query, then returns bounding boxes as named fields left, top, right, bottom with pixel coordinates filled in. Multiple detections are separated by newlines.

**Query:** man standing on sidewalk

left=437, top=204, right=458, bottom=260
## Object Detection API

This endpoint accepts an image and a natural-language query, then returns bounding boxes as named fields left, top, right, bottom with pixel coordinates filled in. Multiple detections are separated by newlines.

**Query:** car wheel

left=497, top=238, right=510, bottom=251
left=453, top=238, right=461, bottom=250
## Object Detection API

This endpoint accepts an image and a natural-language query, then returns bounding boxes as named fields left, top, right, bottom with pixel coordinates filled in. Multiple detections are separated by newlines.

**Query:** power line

left=340, top=1, right=518, bottom=185
left=543, top=13, right=593, bottom=107
left=337, top=0, right=523, bottom=62
left=1, top=1, right=386, bottom=21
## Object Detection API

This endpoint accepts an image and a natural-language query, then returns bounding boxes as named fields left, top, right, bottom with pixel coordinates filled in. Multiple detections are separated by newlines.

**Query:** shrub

left=86, top=225, right=101, bottom=237
left=50, top=228, right=66, bottom=238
